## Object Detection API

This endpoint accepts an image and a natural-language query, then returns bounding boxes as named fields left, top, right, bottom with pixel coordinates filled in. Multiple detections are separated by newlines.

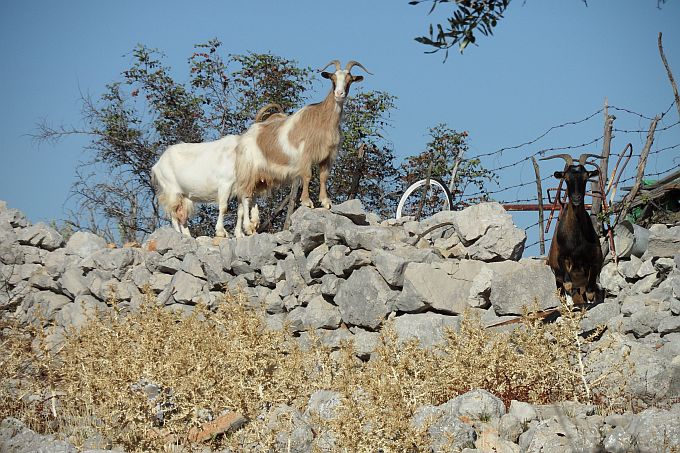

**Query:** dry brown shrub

left=1, top=292, right=623, bottom=451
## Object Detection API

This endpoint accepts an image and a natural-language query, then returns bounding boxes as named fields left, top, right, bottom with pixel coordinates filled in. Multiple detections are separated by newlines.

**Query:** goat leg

left=300, top=169, right=314, bottom=208
left=318, top=158, right=332, bottom=209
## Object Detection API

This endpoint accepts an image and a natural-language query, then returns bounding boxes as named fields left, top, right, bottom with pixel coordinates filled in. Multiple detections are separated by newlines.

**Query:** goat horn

left=539, top=154, right=574, bottom=167
left=319, top=60, right=341, bottom=72
left=578, top=153, right=604, bottom=165
left=254, top=103, right=283, bottom=122
left=345, top=60, right=373, bottom=75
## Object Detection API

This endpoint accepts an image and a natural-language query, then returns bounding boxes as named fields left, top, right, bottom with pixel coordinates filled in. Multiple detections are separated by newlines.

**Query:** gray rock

left=166, top=270, right=207, bottom=305
left=498, top=413, right=525, bottom=444
left=656, top=257, right=676, bottom=273
left=0, top=226, right=22, bottom=265
left=60, top=268, right=91, bottom=298
left=445, top=389, right=506, bottom=420
left=618, top=255, right=643, bottom=279
left=0, top=208, right=28, bottom=228
left=330, top=199, right=369, bottom=225
left=297, top=327, right=354, bottom=351
left=16, top=222, right=64, bottom=251
left=263, top=288, right=285, bottom=314
left=127, top=265, right=152, bottom=291
left=319, top=274, right=340, bottom=297
left=630, top=272, right=660, bottom=294
left=581, top=301, right=620, bottom=333
left=320, top=244, right=351, bottom=276
left=335, top=267, right=395, bottom=329
left=281, top=254, right=307, bottom=295
left=643, top=225, right=680, bottom=259
left=43, top=248, right=69, bottom=277
left=454, top=202, right=526, bottom=261
left=393, top=312, right=460, bottom=347
left=600, top=262, right=628, bottom=296
left=266, top=405, right=313, bottom=453
left=399, top=262, right=478, bottom=315
left=659, top=316, right=680, bottom=335
left=412, top=401, right=477, bottom=452
left=490, top=261, right=560, bottom=315
left=306, top=243, right=329, bottom=278
left=81, top=248, right=137, bottom=279
left=145, top=227, right=197, bottom=256
left=372, top=248, right=409, bottom=287
left=64, top=231, right=107, bottom=259
left=306, top=390, right=342, bottom=421
left=148, top=273, right=172, bottom=294
left=637, top=259, right=657, bottom=278
left=21, top=290, right=71, bottom=325
left=518, top=416, right=603, bottom=453
left=508, top=400, right=538, bottom=423
left=302, top=296, right=342, bottom=330
left=341, top=225, right=407, bottom=252
left=623, top=306, right=666, bottom=338
left=27, top=267, right=60, bottom=293
left=55, top=296, right=106, bottom=330
left=603, top=426, right=634, bottom=453
left=350, top=327, right=381, bottom=359
left=179, top=253, right=205, bottom=279
left=610, top=406, right=680, bottom=453
left=19, top=245, right=45, bottom=264
left=289, top=207, right=353, bottom=253
left=0, top=417, right=77, bottom=453
left=261, top=263, right=285, bottom=286
left=533, top=401, right=595, bottom=420
left=233, top=233, right=278, bottom=269
left=587, top=332, right=679, bottom=409
left=196, top=246, right=230, bottom=288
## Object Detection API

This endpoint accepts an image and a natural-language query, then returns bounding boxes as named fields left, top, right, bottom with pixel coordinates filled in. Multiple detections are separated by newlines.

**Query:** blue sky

left=1, top=1, right=679, bottom=255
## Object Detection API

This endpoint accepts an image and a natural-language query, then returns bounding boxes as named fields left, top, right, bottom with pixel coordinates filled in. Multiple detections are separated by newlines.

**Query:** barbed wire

left=609, top=99, right=676, bottom=120
left=617, top=162, right=680, bottom=186
left=473, top=109, right=603, bottom=159
left=613, top=119, right=680, bottom=134
left=467, top=100, right=679, bottom=255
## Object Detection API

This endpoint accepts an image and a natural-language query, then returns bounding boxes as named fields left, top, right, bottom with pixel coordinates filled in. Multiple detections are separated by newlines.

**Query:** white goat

left=151, top=135, right=256, bottom=237
left=151, top=105, right=283, bottom=237
left=234, top=60, right=371, bottom=232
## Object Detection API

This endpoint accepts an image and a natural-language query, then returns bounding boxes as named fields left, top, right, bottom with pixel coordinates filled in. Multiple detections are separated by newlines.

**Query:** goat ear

left=352, top=75, right=364, bottom=83
left=588, top=169, right=599, bottom=178
left=321, top=71, right=332, bottom=79
left=554, top=171, right=564, bottom=179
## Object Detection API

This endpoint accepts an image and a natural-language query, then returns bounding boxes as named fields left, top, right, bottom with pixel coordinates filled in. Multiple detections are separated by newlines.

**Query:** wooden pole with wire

left=531, top=157, right=546, bottom=255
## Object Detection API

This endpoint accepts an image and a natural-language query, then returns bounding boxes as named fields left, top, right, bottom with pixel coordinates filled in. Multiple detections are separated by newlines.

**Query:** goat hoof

left=320, top=199, right=331, bottom=209
left=215, top=230, right=227, bottom=238
left=301, top=199, right=314, bottom=209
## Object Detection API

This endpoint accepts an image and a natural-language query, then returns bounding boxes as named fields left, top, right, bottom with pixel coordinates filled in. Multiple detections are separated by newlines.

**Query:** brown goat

left=234, top=60, right=371, bottom=233
left=543, top=153, right=604, bottom=304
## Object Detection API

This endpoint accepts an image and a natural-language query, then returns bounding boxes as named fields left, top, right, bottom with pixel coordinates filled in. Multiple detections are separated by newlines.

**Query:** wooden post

left=659, top=33, right=680, bottom=123
left=416, top=159, right=434, bottom=221
left=531, top=157, right=546, bottom=255
left=591, top=98, right=614, bottom=234
left=283, top=178, right=300, bottom=230
left=619, top=116, right=660, bottom=222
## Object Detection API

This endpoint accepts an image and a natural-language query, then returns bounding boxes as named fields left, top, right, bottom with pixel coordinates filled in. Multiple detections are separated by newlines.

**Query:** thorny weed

left=1, top=291, right=633, bottom=451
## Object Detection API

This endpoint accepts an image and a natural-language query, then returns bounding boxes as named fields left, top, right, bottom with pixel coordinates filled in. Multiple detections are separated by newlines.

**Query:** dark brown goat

left=543, top=153, right=603, bottom=303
